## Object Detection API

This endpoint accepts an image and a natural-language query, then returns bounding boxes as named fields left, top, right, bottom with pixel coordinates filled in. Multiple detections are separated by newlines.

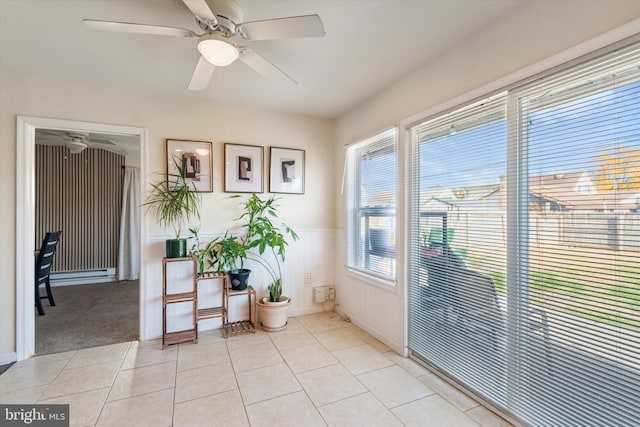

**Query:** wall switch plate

left=304, top=273, right=311, bottom=284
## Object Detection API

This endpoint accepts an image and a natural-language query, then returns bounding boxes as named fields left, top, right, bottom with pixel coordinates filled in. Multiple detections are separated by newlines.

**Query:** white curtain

left=117, top=166, right=140, bottom=281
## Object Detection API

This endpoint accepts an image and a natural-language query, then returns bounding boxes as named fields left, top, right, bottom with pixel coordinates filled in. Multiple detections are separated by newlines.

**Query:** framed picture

left=269, top=147, right=305, bottom=194
left=166, top=139, right=213, bottom=192
left=224, top=143, right=264, bottom=193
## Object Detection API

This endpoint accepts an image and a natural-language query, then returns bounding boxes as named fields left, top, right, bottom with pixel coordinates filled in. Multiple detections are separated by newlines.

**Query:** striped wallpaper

left=35, top=145, right=124, bottom=272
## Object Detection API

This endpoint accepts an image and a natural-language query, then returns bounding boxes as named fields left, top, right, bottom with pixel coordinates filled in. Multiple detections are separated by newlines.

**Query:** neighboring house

left=529, top=171, right=639, bottom=212
left=420, top=184, right=503, bottom=213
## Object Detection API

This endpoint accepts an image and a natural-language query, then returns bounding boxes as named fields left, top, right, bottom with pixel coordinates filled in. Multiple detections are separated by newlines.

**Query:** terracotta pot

left=257, top=296, right=292, bottom=332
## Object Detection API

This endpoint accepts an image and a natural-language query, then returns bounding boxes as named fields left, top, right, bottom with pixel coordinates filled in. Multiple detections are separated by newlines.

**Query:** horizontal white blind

left=346, top=128, right=397, bottom=281
left=408, top=94, right=509, bottom=407
left=408, top=42, right=640, bottom=427
left=516, top=43, right=640, bottom=426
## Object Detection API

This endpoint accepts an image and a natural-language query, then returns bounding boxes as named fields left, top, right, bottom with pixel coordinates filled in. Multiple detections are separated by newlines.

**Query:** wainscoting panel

left=35, top=145, right=124, bottom=272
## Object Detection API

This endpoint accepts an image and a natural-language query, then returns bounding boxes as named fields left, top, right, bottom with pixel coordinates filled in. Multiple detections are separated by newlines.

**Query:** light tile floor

left=0, top=312, right=513, bottom=427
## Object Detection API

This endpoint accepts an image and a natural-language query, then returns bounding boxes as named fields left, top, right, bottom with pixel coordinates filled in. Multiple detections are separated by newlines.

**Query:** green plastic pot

left=166, top=238, right=187, bottom=258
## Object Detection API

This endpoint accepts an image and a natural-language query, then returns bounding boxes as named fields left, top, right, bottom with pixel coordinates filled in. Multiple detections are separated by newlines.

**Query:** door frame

left=16, top=116, right=148, bottom=361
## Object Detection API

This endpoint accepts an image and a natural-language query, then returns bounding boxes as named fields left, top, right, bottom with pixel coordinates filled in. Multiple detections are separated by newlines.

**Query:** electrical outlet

left=304, top=273, right=311, bottom=284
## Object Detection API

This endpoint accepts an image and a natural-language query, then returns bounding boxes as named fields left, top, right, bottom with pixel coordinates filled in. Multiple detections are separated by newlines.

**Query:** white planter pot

left=257, top=296, right=292, bottom=332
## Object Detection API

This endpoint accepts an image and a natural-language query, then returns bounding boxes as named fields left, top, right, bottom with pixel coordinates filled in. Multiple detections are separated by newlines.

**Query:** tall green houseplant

left=145, top=157, right=201, bottom=257
left=238, top=195, right=298, bottom=301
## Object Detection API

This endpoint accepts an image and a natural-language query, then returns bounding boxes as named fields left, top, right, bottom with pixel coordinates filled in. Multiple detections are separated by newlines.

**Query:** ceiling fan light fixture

left=197, top=33, right=239, bottom=67
left=67, top=139, right=88, bottom=154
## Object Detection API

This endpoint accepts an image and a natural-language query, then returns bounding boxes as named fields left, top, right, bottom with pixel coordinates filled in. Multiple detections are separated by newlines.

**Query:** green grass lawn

left=461, top=249, right=640, bottom=330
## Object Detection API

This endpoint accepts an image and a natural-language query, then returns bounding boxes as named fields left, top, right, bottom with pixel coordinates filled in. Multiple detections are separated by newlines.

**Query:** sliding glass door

left=407, top=95, right=509, bottom=406
left=407, top=43, right=640, bottom=426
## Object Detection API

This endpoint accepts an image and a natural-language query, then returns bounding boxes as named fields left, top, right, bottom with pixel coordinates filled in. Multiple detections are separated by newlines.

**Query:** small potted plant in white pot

left=145, top=157, right=201, bottom=258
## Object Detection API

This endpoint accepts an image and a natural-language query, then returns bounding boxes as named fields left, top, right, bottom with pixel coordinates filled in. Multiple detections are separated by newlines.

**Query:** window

left=407, top=43, right=640, bottom=426
left=346, top=128, right=397, bottom=282
left=408, top=94, right=508, bottom=411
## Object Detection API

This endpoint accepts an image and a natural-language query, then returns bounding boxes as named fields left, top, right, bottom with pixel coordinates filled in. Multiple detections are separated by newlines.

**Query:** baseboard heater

left=50, top=268, right=117, bottom=286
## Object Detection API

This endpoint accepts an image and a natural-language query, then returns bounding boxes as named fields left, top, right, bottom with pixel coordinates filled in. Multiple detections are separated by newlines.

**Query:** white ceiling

left=0, top=0, right=522, bottom=119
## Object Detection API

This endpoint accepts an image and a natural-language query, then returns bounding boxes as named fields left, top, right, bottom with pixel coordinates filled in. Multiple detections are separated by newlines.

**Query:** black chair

left=35, top=231, right=61, bottom=316
left=449, top=267, right=504, bottom=350
left=419, top=243, right=466, bottom=313
left=449, top=267, right=552, bottom=368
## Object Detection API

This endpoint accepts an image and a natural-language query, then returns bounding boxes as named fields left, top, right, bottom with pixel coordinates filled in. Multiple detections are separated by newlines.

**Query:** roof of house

left=529, top=171, right=639, bottom=211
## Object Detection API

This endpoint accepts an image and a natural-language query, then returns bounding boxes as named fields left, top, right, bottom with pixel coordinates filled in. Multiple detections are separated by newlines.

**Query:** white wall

left=125, top=150, right=141, bottom=168
left=333, top=1, right=640, bottom=353
left=0, top=72, right=334, bottom=358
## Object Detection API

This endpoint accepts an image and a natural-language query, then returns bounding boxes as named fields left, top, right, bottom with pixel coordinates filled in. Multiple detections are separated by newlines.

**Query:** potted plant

left=145, top=157, right=201, bottom=258
left=212, top=232, right=252, bottom=290
left=188, top=227, right=207, bottom=274
left=188, top=228, right=249, bottom=287
left=237, top=194, right=298, bottom=331
left=192, top=194, right=297, bottom=325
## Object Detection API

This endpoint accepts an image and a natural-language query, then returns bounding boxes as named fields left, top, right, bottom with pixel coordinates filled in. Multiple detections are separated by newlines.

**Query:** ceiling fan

left=83, top=0, right=325, bottom=90
left=36, top=130, right=116, bottom=154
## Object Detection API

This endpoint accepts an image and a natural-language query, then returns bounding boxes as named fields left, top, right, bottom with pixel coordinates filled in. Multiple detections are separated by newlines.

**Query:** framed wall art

left=224, top=143, right=264, bottom=193
left=166, top=139, right=213, bottom=193
left=269, top=147, right=305, bottom=194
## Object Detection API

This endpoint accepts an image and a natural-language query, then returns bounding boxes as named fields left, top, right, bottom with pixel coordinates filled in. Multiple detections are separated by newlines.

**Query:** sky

left=359, top=78, right=640, bottom=202
left=418, top=79, right=640, bottom=190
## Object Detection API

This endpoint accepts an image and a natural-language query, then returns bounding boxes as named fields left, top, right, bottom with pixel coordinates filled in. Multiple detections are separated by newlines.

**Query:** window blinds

left=408, top=42, right=640, bottom=426
left=514, top=43, right=640, bottom=427
left=407, top=94, right=509, bottom=410
left=346, top=128, right=397, bottom=281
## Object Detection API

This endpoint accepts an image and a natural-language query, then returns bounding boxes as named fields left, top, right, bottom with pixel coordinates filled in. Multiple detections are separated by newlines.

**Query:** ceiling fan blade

left=238, top=15, right=325, bottom=41
left=88, top=138, right=116, bottom=146
left=37, top=130, right=65, bottom=138
left=188, top=56, right=216, bottom=90
left=83, top=19, right=196, bottom=37
left=182, top=0, right=216, bottom=20
left=239, top=48, right=296, bottom=86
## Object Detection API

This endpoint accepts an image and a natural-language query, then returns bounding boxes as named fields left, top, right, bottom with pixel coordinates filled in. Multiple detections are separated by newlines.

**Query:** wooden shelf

left=163, top=329, right=197, bottom=346
left=163, top=261, right=257, bottom=348
left=197, top=271, right=227, bottom=281
left=224, top=285, right=256, bottom=338
left=162, top=257, right=198, bottom=349
left=225, top=320, right=255, bottom=336
left=197, top=306, right=226, bottom=320
left=226, top=286, right=255, bottom=297
left=164, top=291, right=196, bottom=303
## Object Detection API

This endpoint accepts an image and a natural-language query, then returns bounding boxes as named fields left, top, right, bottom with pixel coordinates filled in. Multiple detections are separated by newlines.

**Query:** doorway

left=16, top=116, right=148, bottom=360
left=34, top=129, right=140, bottom=354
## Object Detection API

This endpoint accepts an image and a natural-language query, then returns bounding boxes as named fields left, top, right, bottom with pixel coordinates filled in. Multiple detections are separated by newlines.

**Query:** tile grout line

left=90, top=341, right=132, bottom=426
left=224, top=331, right=253, bottom=426
left=37, top=343, right=131, bottom=404
left=301, top=315, right=418, bottom=426
left=170, top=341, right=180, bottom=427
left=288, top=316, right=408, bottom=426
left=269, top=318, right=335, bottom=426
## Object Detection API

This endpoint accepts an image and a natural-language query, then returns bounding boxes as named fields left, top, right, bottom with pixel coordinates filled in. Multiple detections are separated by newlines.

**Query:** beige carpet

left=35, top=280, right=139, bottom=355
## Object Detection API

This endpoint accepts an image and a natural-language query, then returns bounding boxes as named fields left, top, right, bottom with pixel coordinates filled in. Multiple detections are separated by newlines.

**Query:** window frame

left=345, top=127, right=398, bottom=286
left=404, top=39, right=640, bottom=427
